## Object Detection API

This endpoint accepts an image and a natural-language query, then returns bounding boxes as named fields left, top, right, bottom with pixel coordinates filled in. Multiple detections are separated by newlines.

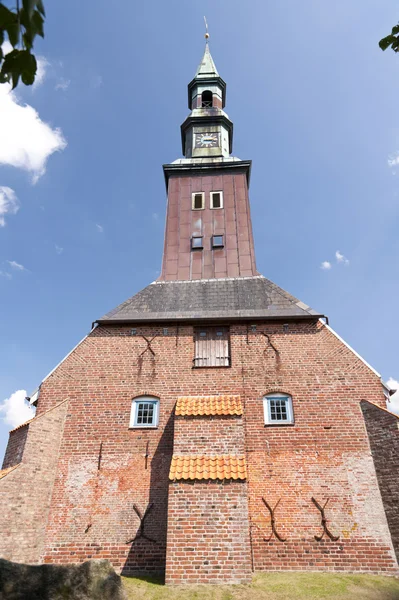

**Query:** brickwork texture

left=361, top=400, right=399, bottom=563
left=0, top=320, right=398, bottom=581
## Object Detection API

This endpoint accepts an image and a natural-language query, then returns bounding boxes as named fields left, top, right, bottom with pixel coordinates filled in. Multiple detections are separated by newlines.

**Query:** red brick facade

left=166, top=481, right=252, bottom=584
left=361, top=401, right=399, bottom=563
left=2, top=424, right=28, bottom=469
left=1, top=321, right=398, bottom=580
left=0, top=400, right=68, bottom=564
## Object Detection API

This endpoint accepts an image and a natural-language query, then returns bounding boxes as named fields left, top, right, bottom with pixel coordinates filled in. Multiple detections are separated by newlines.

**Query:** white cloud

left=386, top=377, right=399, bottom=416
left=7, top=260, right=25, bottom=271
left=0, top=186, right=19, bottom=226
left=55, top=78, right=70, bottom=91
left=0, top=270, right=12, bottom=279
left=33, top=56, right=49, bottom=89
left=321, top=261, right=332, bottom=270
left=96, top=223, right=104, bottom=233
left=152, top=212, right=159, bottom=221
left=388, top=152, right=399, bottom=169
left=55, top=244, right=63, bottom=254
left=0, top=389, right=35, bottom=428
left=335, top=250, right=349, bottom=265
left=0, top=44, right=67, bottom=183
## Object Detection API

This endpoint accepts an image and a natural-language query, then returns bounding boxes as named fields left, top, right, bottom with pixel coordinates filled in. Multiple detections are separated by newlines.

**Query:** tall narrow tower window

left=201, top=90, right=213, bottom=107
left=192, top=192, right=205, bottom=210
left=210, top=191, right=223, bottom=209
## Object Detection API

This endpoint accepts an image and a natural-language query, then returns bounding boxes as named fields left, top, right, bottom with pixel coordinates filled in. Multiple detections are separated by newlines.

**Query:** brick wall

left=165, top=402, right=250, bottom=583
left=361, top=400, right=399, bottom=563
left=0, top=400, right=68, bottom=563
left=166, top=481, right=252, bottom=584
left=244, top=322, right=398, bottom=574
left=173, top=415, right=244, bottom=454
left=2, top=424, right=29, bottom=469
left=2, top=319, right=397, bottom=578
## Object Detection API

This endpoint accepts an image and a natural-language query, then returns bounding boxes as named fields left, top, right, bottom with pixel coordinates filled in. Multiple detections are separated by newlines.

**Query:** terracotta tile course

left=169, top=455, right=247, bottom=481
left=175, top=395, right=242, bottom=416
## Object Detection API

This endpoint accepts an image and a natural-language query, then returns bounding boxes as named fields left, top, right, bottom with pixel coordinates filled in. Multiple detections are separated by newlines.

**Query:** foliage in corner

left=0, top=0, right=45, bottom=89
left=379, top=23, right=399, bottom=53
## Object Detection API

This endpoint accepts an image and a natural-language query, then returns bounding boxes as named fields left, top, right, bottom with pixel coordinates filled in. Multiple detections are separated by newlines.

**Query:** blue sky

left=1, top=0, right=399, bottom=459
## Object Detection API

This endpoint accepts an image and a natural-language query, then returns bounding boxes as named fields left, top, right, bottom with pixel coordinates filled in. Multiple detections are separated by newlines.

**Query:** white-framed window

left=210, top=191, right=223, bottom=209
left=130, top=397, right=159, bottom=428
left=192, top=192, right=205, bottom=210
left=263, top=393, right=294, bottom=425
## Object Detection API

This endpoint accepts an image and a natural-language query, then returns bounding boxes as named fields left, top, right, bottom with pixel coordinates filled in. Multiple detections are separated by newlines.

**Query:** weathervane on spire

left=204, top=16, right=210, bottom=41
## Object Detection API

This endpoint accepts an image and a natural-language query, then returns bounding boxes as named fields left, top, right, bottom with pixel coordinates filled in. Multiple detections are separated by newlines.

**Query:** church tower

left=160, top=41, right=257, bottom=281
left=0, top=36, right=398, bottom=585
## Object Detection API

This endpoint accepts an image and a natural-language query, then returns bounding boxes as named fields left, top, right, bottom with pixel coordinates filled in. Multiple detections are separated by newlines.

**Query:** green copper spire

left=195, top=42, right=219, bottom=79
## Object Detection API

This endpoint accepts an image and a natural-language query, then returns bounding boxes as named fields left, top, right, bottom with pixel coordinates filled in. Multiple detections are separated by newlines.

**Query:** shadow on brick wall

left=121, top=412, right=174, bottom=580
left=361, top=400, right=399, bottom=563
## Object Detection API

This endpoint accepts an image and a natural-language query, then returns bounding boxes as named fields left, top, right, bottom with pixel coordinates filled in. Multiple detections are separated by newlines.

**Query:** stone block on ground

left=0, top=558, right=126, bottom=600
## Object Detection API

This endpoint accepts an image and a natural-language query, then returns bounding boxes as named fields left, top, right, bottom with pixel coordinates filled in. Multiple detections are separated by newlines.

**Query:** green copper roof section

left=195, top=42, right=219, bottom=78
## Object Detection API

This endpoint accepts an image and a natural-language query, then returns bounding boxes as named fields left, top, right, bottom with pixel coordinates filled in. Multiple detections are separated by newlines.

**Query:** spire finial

left=204, top=16, right=209, bottom=40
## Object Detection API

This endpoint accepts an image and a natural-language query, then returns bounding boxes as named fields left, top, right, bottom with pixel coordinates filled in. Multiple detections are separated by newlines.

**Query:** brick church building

left=1, top=41, right=399, bottom=584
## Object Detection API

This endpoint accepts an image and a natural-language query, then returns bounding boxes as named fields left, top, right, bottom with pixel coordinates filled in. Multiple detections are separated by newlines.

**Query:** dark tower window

left=191, top=236, right=203, bottom=250
left=212, top=235, right=224, bottom=248
left=210, top=191, right=223, bottom=209
left=201, top=90, right=213, bottom=108
left=192, top=192, right=205, bottom=210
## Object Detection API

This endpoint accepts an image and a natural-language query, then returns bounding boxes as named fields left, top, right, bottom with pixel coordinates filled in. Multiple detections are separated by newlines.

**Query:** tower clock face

left=195, top=132, right=219, bottom=148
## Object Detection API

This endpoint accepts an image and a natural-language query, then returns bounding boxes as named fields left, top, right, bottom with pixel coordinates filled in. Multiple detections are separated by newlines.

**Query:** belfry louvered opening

left=193, top=326, right=230, bottom=367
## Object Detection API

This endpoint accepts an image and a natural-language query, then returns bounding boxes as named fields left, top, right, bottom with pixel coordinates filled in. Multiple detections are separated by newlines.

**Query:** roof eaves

left=95, top=312, right=325, bottom=326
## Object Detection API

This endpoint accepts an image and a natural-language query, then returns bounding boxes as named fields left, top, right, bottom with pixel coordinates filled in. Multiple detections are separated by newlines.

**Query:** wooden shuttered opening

left=194, top=327, right=230, bottom=367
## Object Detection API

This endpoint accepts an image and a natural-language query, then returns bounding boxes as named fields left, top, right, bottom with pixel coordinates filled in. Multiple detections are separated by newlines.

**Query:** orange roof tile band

left=176, top=395, right=242, bottom=416
left=169, top=455, right=247, bottom=481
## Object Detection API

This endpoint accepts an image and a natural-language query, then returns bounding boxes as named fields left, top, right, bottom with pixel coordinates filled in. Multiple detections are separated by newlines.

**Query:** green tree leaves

left=0, top=1, right=45, bottom=89
left=379, top=23, right=399, bottom=53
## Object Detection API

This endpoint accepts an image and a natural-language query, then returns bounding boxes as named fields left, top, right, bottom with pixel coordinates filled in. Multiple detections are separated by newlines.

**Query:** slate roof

left=175, top=396, right=242, bottom=417
left=97, top=276, right=323, bottom=324
left=169, top=455, right=247, bottom=481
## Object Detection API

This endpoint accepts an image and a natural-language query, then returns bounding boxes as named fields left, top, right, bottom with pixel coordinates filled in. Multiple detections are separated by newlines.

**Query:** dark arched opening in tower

left=201, top=90, right=213, bottom=107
